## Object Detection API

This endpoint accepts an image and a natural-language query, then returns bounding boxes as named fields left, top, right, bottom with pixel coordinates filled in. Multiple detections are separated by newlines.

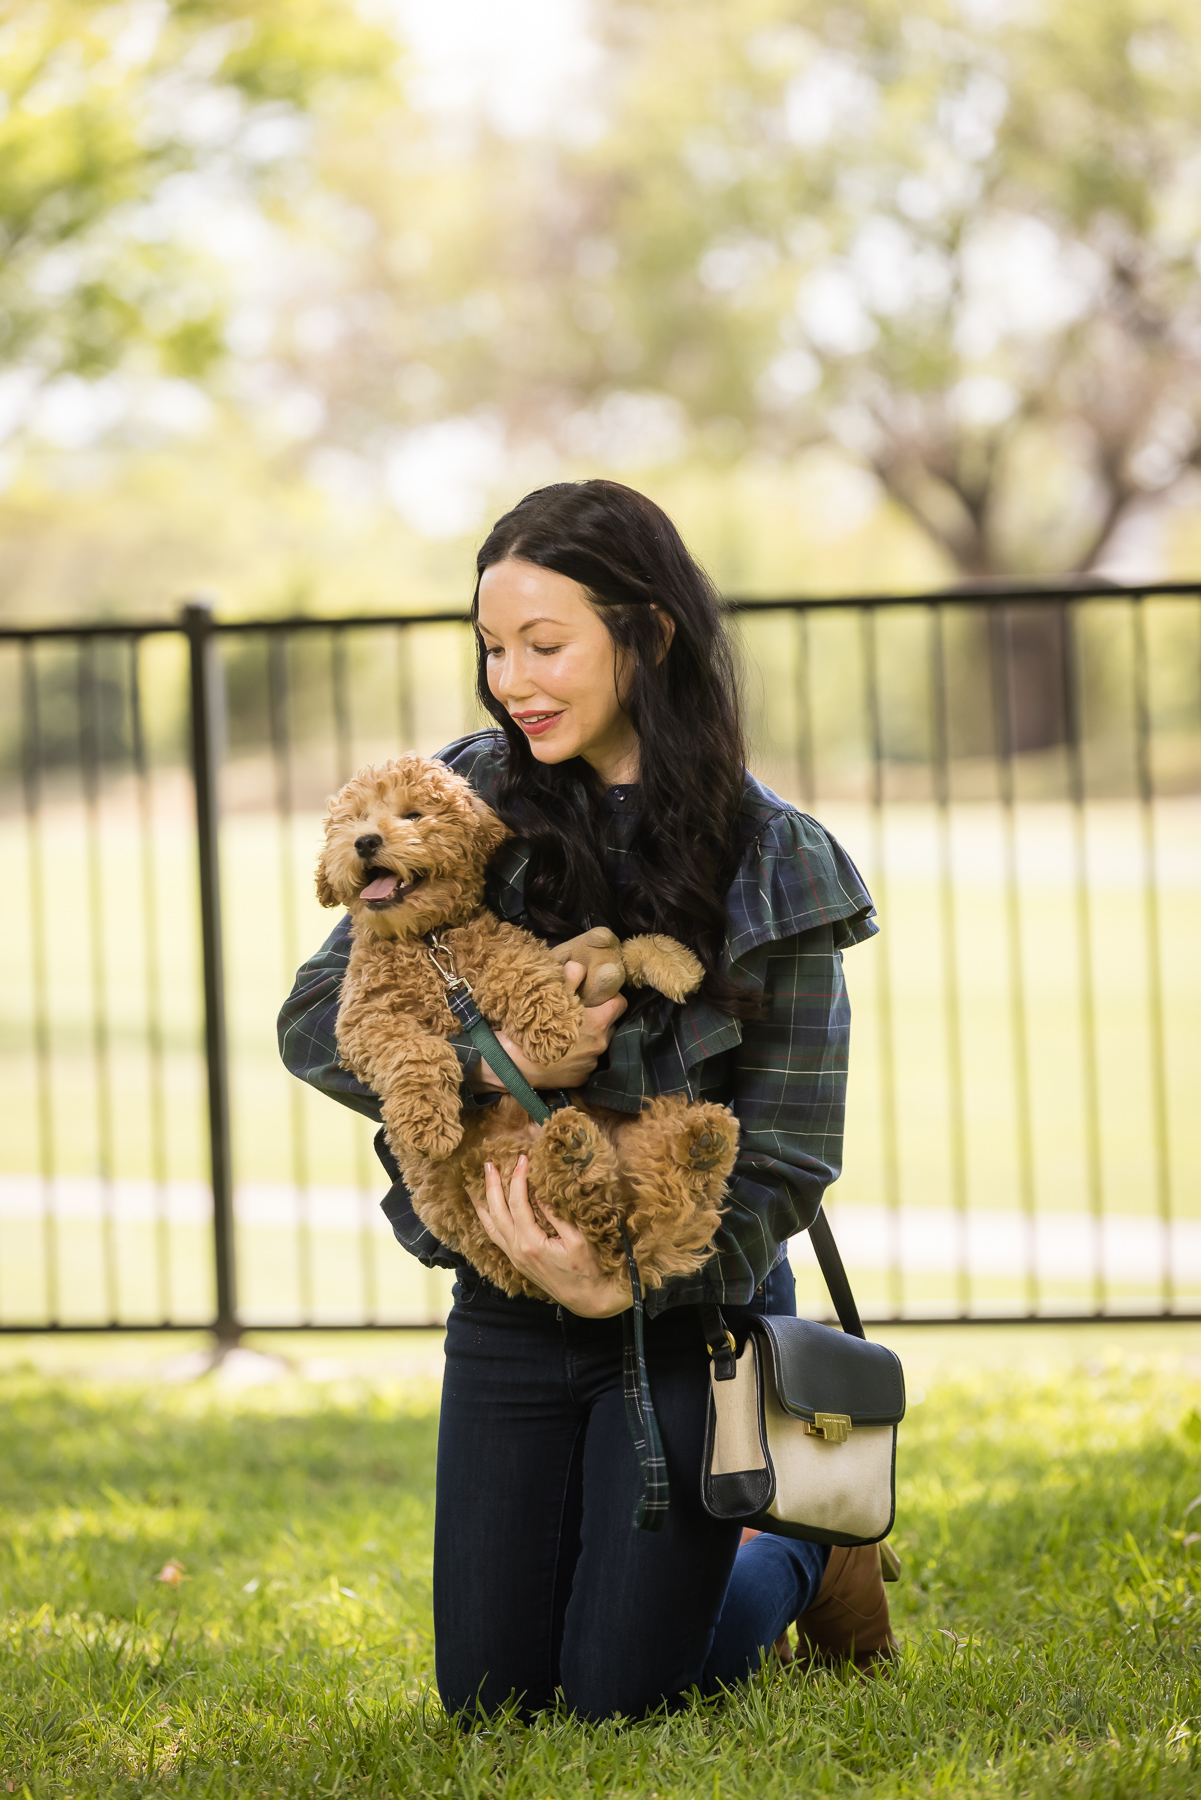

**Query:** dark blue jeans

left=434, top=1259, right=827, bottom=1720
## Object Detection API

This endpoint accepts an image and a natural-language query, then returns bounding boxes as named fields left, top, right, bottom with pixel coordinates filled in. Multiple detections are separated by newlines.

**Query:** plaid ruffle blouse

left=277, top=731, right=877, bottom=1317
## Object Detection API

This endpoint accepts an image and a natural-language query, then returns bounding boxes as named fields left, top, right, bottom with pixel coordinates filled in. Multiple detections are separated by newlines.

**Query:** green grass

left=2, top=1326, right=1201, bottom=1798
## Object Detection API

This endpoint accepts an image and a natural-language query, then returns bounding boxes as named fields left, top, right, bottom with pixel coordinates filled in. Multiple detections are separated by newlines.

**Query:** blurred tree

left=293, top=0, right=1201, bottom=585
left=579, top=0, right=1201, bottom=582
left=0, top=0, right=397, bottom=394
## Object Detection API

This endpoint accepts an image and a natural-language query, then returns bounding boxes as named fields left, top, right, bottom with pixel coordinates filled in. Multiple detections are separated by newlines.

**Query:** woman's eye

left=533, top=644, right=561, bottom=656
left=484, top=645, right=502, bottom=660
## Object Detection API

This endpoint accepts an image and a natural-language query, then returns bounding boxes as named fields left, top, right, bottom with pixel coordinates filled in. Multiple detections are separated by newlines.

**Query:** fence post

left=183, top=600, right=239, bottom=1344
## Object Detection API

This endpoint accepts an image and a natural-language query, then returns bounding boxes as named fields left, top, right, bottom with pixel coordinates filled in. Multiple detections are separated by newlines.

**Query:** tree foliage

left=0, top=0, right=397, bottom=390
left=7, top=1, right=1200, bottom=582
left=287, top=0, right=1201, bottom=577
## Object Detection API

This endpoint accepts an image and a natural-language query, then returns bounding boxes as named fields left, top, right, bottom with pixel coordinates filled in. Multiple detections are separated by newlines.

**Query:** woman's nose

left=493, top=653, right=533, bottom=704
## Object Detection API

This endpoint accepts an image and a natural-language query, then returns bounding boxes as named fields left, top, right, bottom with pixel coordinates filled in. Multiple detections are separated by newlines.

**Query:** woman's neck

left=582, top=735, right=640, bottom=788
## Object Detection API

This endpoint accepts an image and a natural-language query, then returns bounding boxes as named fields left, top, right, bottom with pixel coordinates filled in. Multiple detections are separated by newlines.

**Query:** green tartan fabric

left=276, top=731, right=877, bottom=1318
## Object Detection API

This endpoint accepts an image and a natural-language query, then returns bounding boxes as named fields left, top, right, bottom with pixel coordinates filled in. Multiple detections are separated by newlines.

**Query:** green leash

left=425, top=931, right=668, bottom=1531
left=426, top=931, right=553, bottom=1123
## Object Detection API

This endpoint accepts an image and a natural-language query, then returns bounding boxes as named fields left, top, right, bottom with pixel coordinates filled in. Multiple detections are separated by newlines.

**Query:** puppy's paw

left=531, top=1107, right=620, bottom=1208
left=384, top=1093, right=463, bottom=1163
left=406, top=1114, right=464, bottom=1161
left=672, top=1103, right=739, bottom=1178
left=507, top=992, right=584, bottom=1066
left=621, top=934, right=704, bottom=1002
left=544, top=1112, right=601, bottom=1173
left=516, top=1023, right=581, bottom=1066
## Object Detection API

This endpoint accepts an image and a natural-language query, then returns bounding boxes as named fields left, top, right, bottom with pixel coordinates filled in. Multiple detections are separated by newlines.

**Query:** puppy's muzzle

left=359, top=862, right=426, bottom=909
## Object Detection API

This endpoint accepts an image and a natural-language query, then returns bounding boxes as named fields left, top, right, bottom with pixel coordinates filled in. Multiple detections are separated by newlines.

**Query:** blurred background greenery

left=3, top=0, right=1201, bottom=626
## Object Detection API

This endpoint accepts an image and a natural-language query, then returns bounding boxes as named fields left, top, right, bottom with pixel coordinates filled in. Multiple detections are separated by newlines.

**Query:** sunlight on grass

left=2, top=1325, right=1200, bottom=1797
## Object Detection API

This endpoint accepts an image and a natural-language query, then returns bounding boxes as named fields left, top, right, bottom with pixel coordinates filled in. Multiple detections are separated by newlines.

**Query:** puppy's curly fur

left=318, top=754, right=739, bottom=1300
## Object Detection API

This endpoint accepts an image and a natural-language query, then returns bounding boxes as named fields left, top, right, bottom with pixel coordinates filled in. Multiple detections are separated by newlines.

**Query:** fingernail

left=484, top=1161, right=493, bottom=1174
left=518, top=1155, right=528, bottom=1167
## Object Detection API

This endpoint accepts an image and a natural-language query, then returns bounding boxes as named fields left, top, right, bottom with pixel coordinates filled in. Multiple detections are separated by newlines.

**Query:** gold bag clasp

left=803, top=1412, right=852, bottom=1445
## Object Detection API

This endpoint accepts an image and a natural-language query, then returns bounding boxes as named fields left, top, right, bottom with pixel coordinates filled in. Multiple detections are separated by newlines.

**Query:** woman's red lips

left=512, top=710, right=564, bottom=737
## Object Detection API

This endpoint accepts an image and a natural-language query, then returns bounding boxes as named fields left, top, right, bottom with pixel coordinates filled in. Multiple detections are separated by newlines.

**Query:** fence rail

left=1, top=582, right=1198, bottom=1334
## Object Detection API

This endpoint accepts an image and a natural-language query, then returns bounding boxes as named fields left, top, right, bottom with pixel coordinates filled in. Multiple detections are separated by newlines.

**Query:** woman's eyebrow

left=478, top=615, right=567, bottom=636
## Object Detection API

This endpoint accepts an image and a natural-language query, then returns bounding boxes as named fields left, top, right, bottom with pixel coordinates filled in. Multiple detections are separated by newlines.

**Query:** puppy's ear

left=466, top=791, right=511, bottom=863
left=315, top=852, right=339, bottom=909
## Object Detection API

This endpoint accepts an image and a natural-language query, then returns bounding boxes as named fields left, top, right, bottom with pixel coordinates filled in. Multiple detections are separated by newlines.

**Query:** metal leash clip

left=425, top=930, right=473, bottom=997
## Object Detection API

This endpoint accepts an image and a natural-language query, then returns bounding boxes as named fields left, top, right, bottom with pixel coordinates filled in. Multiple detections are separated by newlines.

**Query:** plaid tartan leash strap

left=619, top=1222, right=669, bottom=1530
left=424, top=932, right=667, bottom=1532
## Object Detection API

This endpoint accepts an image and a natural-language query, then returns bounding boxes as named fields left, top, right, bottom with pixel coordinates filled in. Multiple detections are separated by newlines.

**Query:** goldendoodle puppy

left=316, top=754, right=739, bottom=1300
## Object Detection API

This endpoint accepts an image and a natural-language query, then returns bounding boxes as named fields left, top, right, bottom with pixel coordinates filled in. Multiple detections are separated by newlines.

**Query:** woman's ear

left=649, top=603, right=676, bottom=663
left=315, top=853, right=338, bottom=908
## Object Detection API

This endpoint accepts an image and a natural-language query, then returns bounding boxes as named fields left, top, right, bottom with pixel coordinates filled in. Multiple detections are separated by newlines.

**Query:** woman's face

left=476, top=557, right=641, bottom=784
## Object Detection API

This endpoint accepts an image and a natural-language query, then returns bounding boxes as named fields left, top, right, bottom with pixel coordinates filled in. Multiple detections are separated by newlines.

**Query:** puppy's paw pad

left=549, top=1122, right=596, bottom=1170
left=673, top=1117, right=734, bottom=1173
left=687, top=1127, right=728, bottom=1171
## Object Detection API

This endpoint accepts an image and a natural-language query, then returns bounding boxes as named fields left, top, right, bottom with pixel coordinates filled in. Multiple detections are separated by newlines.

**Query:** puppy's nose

left=354, top=833, right=383, bottom=859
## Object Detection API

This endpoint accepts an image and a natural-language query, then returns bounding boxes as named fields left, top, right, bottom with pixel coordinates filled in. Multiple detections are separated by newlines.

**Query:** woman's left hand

left=472, top=1157, right=632, bottom=1319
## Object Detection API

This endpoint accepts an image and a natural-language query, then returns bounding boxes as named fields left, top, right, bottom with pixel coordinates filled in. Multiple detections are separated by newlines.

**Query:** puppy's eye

left=402, top=811, right=423, bottom=821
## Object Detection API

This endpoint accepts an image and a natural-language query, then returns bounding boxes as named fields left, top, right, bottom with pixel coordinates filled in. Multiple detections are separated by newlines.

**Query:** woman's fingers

left=535, top=1199, right=585, bottom=1249
left=476, top=1160, right=515, bottom=1248
left=503, top=1157, right=552, bottom=1251
left=507, top=1169, right=586, bottom=1261
left=479, top=1158, right=577, bottom=1266
left=481, top=1158, right=505, bottom=1212
left=489, top=989, right=628, bottom=1093
left=473, top=1157, right=631, bottom=1317
left=583, top=993, right=627, bottom=1039
left=478, top=1156, right=547, bottom=1253
left=472, top=1169, right=500, bottom=1244
left=550, top=927, right=624, bottom=1007
left=503, top=1154, right=528, bottom=1210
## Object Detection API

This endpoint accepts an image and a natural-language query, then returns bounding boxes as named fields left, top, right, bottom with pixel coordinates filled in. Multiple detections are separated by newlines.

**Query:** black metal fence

left=1, top=583, right=1198, bottom=1333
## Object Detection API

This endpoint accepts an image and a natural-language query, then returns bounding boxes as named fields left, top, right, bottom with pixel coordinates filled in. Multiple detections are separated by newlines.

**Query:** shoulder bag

left=700, top=1212, right=905, bottom=1544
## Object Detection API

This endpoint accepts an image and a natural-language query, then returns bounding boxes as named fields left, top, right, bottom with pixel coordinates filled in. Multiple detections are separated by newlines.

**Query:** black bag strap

left=702, top=1206, right=865, bottom=1386
left=808, top=1208, right=865, bottom=1339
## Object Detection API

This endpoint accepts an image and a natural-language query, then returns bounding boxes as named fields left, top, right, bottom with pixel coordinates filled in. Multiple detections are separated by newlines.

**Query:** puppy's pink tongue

left=360, top=873, right=399, bottom=900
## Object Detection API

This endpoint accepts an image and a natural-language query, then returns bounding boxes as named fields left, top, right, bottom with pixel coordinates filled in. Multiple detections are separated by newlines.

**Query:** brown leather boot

left=794, top=1544, right=899, bottom=1671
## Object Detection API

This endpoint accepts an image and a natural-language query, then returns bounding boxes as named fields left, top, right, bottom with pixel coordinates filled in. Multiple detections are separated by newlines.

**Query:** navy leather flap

left=751, top=1316, right=906, bottom=1426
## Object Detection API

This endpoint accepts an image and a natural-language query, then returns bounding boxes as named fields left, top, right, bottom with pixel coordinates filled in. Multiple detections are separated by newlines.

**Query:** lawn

left=2, top=1324, right=1200, bottom=1798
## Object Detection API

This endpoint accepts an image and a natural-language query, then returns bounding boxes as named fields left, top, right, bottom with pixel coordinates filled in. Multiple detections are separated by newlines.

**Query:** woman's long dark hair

left=472, top=479, right=753, bottom=1014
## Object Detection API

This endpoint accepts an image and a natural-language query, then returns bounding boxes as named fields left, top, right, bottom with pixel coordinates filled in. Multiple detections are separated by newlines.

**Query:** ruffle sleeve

left=595, top=786, right=876, bottom=1108
left=723, top=787, right=877, bottom=968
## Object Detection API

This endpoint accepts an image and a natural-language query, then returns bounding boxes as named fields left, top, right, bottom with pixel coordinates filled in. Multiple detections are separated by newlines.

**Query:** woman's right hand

left=467, top=963, right=627, bottom=1093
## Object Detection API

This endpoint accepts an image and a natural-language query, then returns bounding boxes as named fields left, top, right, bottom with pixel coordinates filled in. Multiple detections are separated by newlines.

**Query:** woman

left=279, top=479, right=894, bottom=1719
